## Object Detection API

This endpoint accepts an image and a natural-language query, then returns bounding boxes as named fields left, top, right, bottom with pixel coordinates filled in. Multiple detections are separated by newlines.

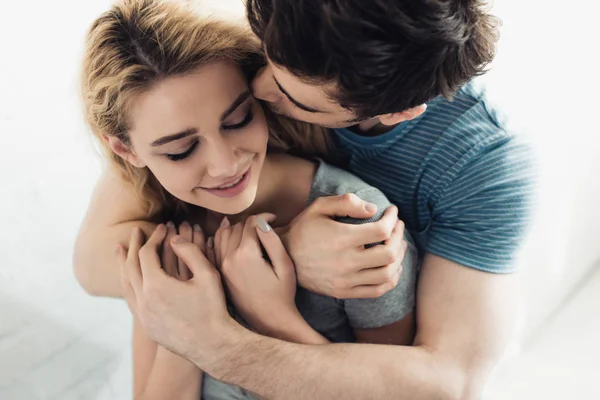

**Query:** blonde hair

left=81, top=0, right=329, bottom=218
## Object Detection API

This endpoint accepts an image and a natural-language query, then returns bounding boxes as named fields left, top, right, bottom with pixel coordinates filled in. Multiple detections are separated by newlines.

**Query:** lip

left=199, top=167, right=252, bottom=199
left=203, top=166, right=250, bottom=190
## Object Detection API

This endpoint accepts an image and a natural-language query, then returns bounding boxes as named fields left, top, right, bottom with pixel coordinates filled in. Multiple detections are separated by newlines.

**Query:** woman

left=77, top=0, right=418, bottom=398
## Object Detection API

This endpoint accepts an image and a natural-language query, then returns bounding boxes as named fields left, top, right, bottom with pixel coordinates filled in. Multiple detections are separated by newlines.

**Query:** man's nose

left=251, top=66, right=280, bottom=103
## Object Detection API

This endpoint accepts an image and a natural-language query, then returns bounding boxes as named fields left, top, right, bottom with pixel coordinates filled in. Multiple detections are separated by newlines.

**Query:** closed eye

left=165, top=140, right=199, bottom=161
left=223, top=109, right=254, bottom=131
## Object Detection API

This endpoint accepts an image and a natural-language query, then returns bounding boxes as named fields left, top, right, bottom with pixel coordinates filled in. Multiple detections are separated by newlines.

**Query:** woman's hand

left=161, top=221, right=205, bottom=281
left=212, top=215, right=302, bottom=338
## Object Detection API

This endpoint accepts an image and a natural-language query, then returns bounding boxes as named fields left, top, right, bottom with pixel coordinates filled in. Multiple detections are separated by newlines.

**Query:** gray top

left=201, top=161, right=419, bottom=399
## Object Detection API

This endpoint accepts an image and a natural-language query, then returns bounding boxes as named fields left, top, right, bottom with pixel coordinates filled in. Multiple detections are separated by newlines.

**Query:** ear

left=378, top=104, right=427, bottom=126
left=105, top=135, right=146, bottom=168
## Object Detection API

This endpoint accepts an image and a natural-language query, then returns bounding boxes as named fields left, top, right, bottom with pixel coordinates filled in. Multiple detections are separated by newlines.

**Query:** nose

left=251, top=65, right=280, bottom=103
left=205, top=136, right=240, bottom=178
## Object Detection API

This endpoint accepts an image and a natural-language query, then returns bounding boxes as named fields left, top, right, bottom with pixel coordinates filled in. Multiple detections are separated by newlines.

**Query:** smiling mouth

left=213, top=174, right=244, bottom=189
left=199, top=164, right=252, bottom=191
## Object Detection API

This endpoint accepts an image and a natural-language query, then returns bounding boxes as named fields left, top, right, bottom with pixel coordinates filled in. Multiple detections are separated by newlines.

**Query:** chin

left=208, top=189, right=258, bottom=216
left=220, top=198, right=254, bottom=216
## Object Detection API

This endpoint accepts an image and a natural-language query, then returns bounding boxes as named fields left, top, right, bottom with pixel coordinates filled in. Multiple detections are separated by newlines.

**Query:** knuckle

left=138, top=244, right=151, bottom=259
left=178, top=222, right=191, bottom=235
left=220, top=258, right=232, bottom=274
left=382, top=246, right=397, bottom=265
left=396, top=219, right=405, bottom=231
left=400, top=240, right=408, bottom=255
left=222, top=255, right=240, bottom=274
left=342, top=192, right=360, bottom=205
left=384, top=265, right=397, bottom=282
left=373, top=224, right=390, bottom=241
left=374, top=283, right=391, bottom=297
left=246, top=215, right=257, bottom=226
left=395, top=265, right=403, bottom=282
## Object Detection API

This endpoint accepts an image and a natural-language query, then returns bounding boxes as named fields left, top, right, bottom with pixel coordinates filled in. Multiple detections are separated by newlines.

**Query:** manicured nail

left=172, top=235, right=186, bottom=244
left=256, top=216, right=271, bottom=233
left=166, top=221, right=175, bottom=228
left=220, top=217, right=230, bottom=228
left=193, top=224, right=202, bottom=232
left=364, top=202, right=377, bottom=213
left=207, top=237, right=214, bottom=249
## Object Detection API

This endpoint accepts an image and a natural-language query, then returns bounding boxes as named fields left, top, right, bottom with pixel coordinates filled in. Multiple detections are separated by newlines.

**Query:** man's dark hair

left=246, top=0, right=500, bottom=119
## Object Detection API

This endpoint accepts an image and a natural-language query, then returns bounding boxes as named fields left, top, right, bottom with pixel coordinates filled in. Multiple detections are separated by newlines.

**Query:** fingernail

left=166, top=221, right=175, bottom=229
left=220, top=217, right=230, bottom=228
left=364, top=202, right=377, bottom=213
left=207, top=237, right=214, bottom=249
left=172, top=235, right=186, bottom=244
left=256, top=216, right=271, bottom=233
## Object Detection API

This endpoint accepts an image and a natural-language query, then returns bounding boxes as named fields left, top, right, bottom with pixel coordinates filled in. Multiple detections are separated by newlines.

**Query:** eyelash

left=165, top=108, right=254, bottom=162
left=166, top=140, right=199, bottom=161
left=223, top=108, right=254, bottom=131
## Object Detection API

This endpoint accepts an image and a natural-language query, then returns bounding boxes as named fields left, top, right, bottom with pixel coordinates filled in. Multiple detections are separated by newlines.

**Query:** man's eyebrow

left=273, top=78, right=322, bottom=113
left=150, top=91, right=251, bottom=147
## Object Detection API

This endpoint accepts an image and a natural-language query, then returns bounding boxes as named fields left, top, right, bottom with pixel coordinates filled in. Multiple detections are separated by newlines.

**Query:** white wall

left=481, top=0, right=600, bottom=343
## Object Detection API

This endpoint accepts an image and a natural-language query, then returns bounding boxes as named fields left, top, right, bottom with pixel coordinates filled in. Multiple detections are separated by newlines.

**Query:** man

left=120, top=0, right=535, bottom=398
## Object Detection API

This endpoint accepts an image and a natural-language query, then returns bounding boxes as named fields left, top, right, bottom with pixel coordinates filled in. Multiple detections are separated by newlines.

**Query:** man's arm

left=122, top=228, right=518, bottom=400
left=209, top=254, right=518, bottom=400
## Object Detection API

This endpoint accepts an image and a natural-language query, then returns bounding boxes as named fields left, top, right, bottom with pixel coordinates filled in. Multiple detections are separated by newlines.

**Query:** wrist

left=154, top=345, right=196, bottom=370
left=261, top=311, right=329, bottom=345
left=192, top=318, right=254, bottom=378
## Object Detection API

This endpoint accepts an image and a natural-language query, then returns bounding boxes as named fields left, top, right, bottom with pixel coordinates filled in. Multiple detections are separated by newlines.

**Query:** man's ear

left=378, top=104, right=427, bottom=126
left=105, top=135, right=146, bottom=168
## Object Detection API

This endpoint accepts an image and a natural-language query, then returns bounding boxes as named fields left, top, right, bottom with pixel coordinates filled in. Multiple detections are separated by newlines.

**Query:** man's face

left=251, top=59, right=366, bottom=129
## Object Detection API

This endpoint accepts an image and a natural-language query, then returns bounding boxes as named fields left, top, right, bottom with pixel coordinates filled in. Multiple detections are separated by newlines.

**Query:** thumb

left=255, top=212, right=277, bottom=225
left=310, top=193, right=377, bottom=219
left=170, top=235, right=213, bottom=276
left=256, top=217, right=295, bottom=279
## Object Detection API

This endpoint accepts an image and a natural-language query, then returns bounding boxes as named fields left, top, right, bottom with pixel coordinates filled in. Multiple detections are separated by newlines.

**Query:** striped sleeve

left=427, top=134, right=537, bottom=273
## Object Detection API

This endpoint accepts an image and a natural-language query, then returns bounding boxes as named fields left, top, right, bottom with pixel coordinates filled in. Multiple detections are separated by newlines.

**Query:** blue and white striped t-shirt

left=332, top=82, right=536, bottom=273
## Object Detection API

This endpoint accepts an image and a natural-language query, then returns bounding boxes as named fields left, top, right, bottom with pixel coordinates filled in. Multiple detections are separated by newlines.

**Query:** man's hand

left=118, top=224, right=239, bottom=366
left=282, top=193, right=407, bottom=299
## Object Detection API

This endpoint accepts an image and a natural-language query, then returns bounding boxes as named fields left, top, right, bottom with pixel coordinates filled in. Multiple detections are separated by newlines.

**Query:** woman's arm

left=73, top=168, right=157, bottom=297
left=133, top=318, right=203, bottom=400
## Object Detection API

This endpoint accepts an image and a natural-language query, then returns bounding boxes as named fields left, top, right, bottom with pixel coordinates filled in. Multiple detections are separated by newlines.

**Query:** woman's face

left=111, top=61, right=269, bottom=215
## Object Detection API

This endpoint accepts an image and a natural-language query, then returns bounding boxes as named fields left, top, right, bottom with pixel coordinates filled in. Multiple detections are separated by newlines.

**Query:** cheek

left=245, top=112, right=269, bottom=152
left=144, top=160, right=201, bottom=196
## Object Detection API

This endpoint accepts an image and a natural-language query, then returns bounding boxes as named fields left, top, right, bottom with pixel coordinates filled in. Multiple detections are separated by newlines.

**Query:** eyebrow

left=273, top=78, right=322, bottom=113
left=150, top=91, right=252, bottom=147
left=220, top=90, right=252, bottom=122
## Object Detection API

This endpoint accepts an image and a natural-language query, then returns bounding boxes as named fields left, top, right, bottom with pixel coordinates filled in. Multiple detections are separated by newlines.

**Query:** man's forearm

left=203, top=330, right=468, bottom=400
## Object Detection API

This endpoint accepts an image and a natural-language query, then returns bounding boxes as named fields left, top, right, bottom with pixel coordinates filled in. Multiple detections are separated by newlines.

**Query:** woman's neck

left=225, top=153, right=317, bottom=228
